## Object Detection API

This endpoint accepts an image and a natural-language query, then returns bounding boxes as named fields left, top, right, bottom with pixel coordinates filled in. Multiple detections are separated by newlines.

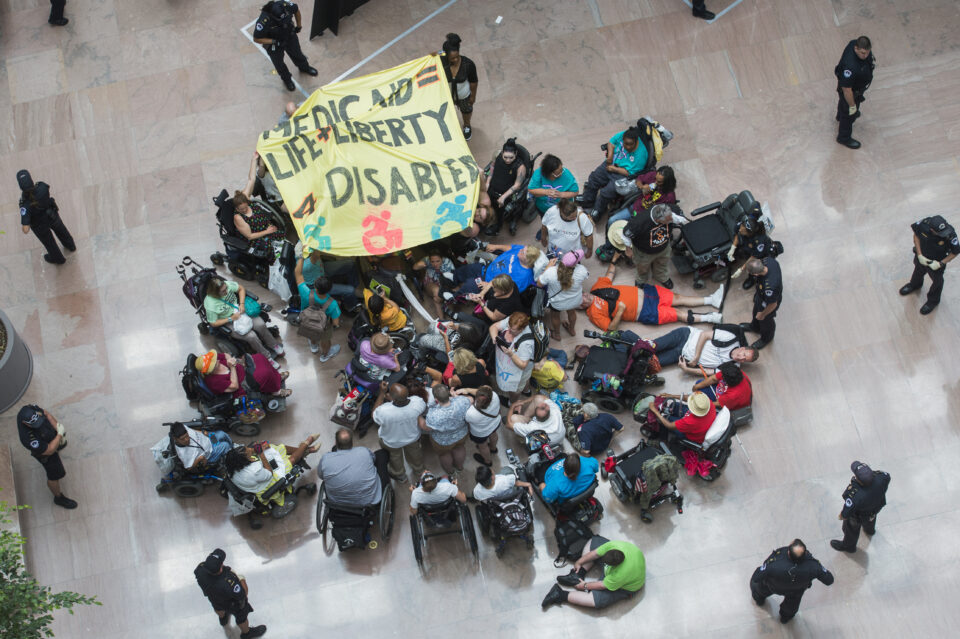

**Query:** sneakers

left=319, top=344, right=341, bottom=362
left=706, top=284, right=724, bottom=308
left=272, top=344, right=285, bottom=358
left=240, top=625, right=267, bottom=639
left=309, top=341, right=320, bottom=354
left=541, top=583, right=566, bottom=608
left=463, top=126, right=472, bottom=140
left=441, top=291, right=455, bottom=302
left=53, top=494, right=78, bottom=509
left=701, top=312, right=722, bottom=324
left=556, top=570, right=582, bottom=587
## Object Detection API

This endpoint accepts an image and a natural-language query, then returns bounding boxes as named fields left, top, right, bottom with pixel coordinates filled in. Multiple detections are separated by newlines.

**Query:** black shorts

left=38, top=453, right=66, bottom=481
left=455, top=97, right=474, bottom=114
left=213, top=600, right=253, bottom=624
left=469, top=430, right=495, bottom=444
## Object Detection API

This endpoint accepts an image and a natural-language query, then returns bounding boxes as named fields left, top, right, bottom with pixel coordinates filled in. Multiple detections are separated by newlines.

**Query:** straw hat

left=371, top=333, right=393, bottom=354
left=608, top=219, right=629, bottom=251
left=687, top=391, right=711, bottom=417
left=195, top=350, right=218, bottom=375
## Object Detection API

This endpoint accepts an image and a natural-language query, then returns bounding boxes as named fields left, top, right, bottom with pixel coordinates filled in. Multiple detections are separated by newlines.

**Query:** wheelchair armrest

left=689, top=202, right=722, bottom=218
left=676, top=438, right=705, bottom=453
left=223, top=236, right=249, bottom=251
left=730, top=406, right=753, bottom=427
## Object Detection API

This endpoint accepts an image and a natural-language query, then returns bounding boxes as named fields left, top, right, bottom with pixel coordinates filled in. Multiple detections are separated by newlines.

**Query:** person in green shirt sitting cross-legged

left=542, top=536, right=645, bottom=610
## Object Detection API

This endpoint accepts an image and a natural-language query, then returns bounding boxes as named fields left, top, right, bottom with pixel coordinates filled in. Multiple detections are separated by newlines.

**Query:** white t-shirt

left=512, top=399, right=565, bottom=445
left=541, top=206, right=595, bottom=254
left=232, top=446, right=285, bottom=494
left=465, top=393, right=502, bottom=438
left=373, top=396, right=427, bottom=448
left=681, top=327, right=739, bottom=369
left=494, top=319, right=536, bottom=392
left=410, top=480, right=460, bottom=509
left=539, top=264, right=589, bottom=311
left=473, top=473, right=517, bottom=501
left=174, top=426, right=213, bottom=469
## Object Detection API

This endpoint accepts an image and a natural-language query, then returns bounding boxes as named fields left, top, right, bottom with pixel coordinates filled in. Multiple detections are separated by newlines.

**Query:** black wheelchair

left=409, top=497, right=479, bottom=572
left=475, top=486, right=536, bottom=558
left=601, top=439, right=683, bottom=523
left=522, top=446, right=604, bottom=526
left=575, top=329, right=664, bottom=413
left=221, top=460, right=316, bottom=529
left=152, top=416, right=228, bottom=498
left=315, top=480, right=396, bottom=551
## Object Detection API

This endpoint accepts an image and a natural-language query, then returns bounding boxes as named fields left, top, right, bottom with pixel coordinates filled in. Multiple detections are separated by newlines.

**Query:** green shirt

left=598, top=540, right=646, bottom=592
left=203, top=280, right=240, bottom=321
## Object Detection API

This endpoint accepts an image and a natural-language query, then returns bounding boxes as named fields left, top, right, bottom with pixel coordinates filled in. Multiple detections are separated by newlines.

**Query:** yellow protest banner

left=256, top=55, right=480, bottom=256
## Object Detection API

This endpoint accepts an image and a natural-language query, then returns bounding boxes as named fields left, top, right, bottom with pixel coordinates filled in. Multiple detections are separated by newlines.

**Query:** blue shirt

left=528, top=167, right=579, bottom=213
left=542, top=456, right=599, bottom=504
left=298, top=283, right=342, bottom=318
left=484, top=245, right=535, bottom=292
left=578, top=413, right=623, bottom=455
left=609, top=130, right=648, bottom=175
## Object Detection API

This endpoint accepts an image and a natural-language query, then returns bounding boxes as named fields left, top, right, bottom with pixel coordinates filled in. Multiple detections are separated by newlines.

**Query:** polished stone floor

left=2, top=0, right=960, bottom=636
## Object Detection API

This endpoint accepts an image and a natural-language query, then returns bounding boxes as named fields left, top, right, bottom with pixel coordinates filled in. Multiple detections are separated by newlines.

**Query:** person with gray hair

left=576, top=403, right=623, bottom=455
left=616, top=202, right=675, bottom=288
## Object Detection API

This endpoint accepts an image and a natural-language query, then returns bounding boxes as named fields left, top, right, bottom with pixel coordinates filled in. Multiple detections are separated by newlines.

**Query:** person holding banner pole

left=440, top=33, right=478, bottom=141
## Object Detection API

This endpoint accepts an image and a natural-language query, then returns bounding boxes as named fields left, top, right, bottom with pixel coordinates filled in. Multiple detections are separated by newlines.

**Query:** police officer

left=253, top=1, right=318, bottom=92
left=49, top=0, right=67, bottom=26
left=18, top=170, right=76, bottom=265
left=835, top=35, right=875, bottom=149
left=899, top=214, right=958, bottom=314
left=16, top=405, right=77, bottom=509
left=726, top=204, right=774, bottom=290
left=831, top=461, right=891, bottom=553
left=750, top=538, right=834, bottom=624
left=692, top=1, right=714, bottom=21
left=194, top=549, right=266, bottom=638
left=739, top=256, right=781, bottom=350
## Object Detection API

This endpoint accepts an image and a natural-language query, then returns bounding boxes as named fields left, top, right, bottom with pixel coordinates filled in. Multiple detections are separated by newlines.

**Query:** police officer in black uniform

left=253, top=1, right=318, bottom=92
left=739, top=256, right=781, bottom=350
left=750, top=538, right=834, bottom=624
left=18, top=170, right=76, bottom=265
left=899, top=214, right=959, bottom=314
left=835, top=35, right=875, bottom=149
left=49, top=0, right=68, bottom=26
left=16, top=404, right=77, bottom=509
left=692, top=1, right=714, bottom=21
left=194, top=549, right=266, bottom=638
left=726, top=204, right=775, bottom=290
left=831, top=461, right=891, bottom=553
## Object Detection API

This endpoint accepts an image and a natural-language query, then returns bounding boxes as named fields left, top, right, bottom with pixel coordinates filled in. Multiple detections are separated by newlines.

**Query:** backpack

left=553, top=518, right=594, bottom=566
left=591, top=288, right=621, bottom=318
left=297, top=291, right=333, bottom=341
left=515, top=321, right=549, bottom=363
left=490, top=491, right=533, bottom=535
left=181, top=354, right=200, bottom=401
left=711, top=324, right=748, bottom=349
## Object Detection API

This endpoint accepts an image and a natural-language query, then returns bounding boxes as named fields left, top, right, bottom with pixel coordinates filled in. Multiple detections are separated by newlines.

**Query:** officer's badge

left=255, top=23, right=263, bottom=31
left=952, top=237, right=958, bottom=246
left=765, top=289, right=773, bottom=297
left=843, top=69, right=852, bottom=78
left=30, top=440, right=40, bottom=449
left=844, top=498, right=853, bottom=507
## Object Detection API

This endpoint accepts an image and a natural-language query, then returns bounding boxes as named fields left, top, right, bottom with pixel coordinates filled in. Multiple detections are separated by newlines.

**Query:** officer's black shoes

left=658, top=278, right=674, bottom=290
left=65, top=244, right=77, bottom=252
left=43, top=254, right=66, bottom=265
left=218, top=612, right=230, bottom=626
left=752, top=595, right=765, bottom=606
left=830, top=540, right=856, bottom=553
left=300, top=66, right=319, bottom=76
left=920, top=302, right=938, bottom=315
left=283, top=78, right=296, bottom=92
left=837, top=137, right=862, bottom=149
left=556, top=570, right=582, bottom=587
left=692, top=8, right=715, bottom=20
left=742, top=275, right=755, bottom=290
left=53, top=495, right=78, bottom=509
left=240, top=625, right=267, bottom=639
left=49, top=18, right=68, bottom=26
left=750, top=338, right=770, bottom=350
left=899, top=283, right=918, bottom=295
left=541, top=584, right=566, bottom=608
left=779, top=614, right=795, bottom=624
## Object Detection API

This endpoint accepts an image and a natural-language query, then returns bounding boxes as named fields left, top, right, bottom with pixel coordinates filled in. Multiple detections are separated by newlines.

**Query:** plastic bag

left=151, top=436, right=176, bottom=475
left=232, top=314, right=253, bottom=335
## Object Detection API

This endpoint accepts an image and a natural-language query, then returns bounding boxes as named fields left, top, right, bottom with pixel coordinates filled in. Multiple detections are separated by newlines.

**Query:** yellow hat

left=608, top=220, right=629, bottom=251
left=687, top=391, right=711, bottom=417
left=195, top=350, right=218, bottom=375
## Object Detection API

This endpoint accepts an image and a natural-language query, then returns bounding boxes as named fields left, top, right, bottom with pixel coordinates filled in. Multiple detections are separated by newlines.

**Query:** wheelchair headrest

left=703, top=407, right=732, bottom=447
left=514, top=143, right=532, bottom=169
left=557, top=478, right=599, bottom=514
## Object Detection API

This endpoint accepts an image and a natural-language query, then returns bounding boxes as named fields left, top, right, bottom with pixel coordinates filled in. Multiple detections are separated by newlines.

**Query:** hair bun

left=445, top=33, right=462, bottom=45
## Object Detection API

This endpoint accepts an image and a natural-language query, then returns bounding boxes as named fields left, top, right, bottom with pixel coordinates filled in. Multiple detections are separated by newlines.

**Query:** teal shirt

left=529, top=167, right=579, bottom=213
left=298, top=283, right=341, bottom=319
left=609, top=130, right=648, bottom=175
left=301, top=257, right=326, bottom=287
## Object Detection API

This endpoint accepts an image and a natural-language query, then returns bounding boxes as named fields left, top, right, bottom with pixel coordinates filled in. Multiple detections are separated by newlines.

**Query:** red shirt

left=674, top=402, right=717, bottom=444
left=716, top=371, right=752, bottom=410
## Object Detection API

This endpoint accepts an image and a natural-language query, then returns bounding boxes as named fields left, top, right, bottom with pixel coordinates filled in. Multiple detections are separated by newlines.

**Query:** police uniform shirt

left=912, top=216, right=960, bottom=262
left=755, top=257, right=782, bottom=309
left=17, top=406, right=57, bottom=460
left=18, top=182, right=56, bottom=228
left=841, top=471, right=891, bottom=519
left=623, top=211, right=670, bottom=254
left=197, top=565, right=246, bottom=610
left=255, top=1, right=297, bottom=42
left=757, top=547, right=834, bottom=593
left=740, top=231, right=773, bottom=259
left=837, top=40, right=874, bottom=92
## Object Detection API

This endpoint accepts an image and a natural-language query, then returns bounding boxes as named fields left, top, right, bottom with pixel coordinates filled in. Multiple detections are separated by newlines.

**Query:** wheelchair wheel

left=596, top=397, right=624, bottom=413
left=316, top=485, right=329, bottom=534
left=379, top=484, right=395, bottom=541
left=600, top=466, right=608, bottom=480
left=271, top=494, right=298, bottom=519
left=155, top=482, right=169, bottom=493
left=711, top=266, right=728, bottom=283
left=409, top=515, right=425, bottom=571
left=265, top=397, right=282, bottom=412
left=197, top=322, right=209, bottom=336
left=231, top=420, right=260, bottom=437
left=389, top=334, right=410, bottom=351
left=459, top=505, right=479, bottom=559
left=712, top=442, right=732, bottom=469
left=228, top=261, right=254, bottom=281
left=256, top=270, right=269, bottom=289
left=610, top=475, right=627, bottom=503
left=521, top=200, right=539, bottom=223
left=210, top=253, right=225, bottom=266
left=475, top=505, right=491, bottom=539
left=173, top=482, right=204, bottom=498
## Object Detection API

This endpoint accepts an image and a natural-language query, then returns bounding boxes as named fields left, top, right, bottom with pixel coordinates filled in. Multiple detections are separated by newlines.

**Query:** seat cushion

left=681, top=214, right=730, bottom=256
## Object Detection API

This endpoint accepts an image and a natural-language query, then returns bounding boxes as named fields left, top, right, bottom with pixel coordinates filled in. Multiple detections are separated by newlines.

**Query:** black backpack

left=490, top=491, right=533, bottom=534
left=553, top=518, right=594, bottom=566
left=591, top=288, right=621, bottom=318
left=181, top=354, right=200, bottom=401
left=711, top=324, right=748, bottom=349
left=515, top=322, right=549, bottom=363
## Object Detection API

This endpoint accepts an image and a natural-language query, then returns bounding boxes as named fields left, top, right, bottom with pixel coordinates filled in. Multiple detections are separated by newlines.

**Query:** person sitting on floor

left=449, top=244, right=545, bottom=295
left=584, top=259, right=723, bottom=331
left=506, top=394, right=566, bottom=446
left=539, top=453, right=600, bottom=505
left=577, top=403, right=623, bottom=456
left=543, top=536, right=645, bottom=610
left=692, top=360, right=752, bottom=410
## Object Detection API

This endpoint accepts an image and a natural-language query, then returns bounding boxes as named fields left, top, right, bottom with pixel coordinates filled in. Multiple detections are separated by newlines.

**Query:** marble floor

left=2, top=0, right=960, bottom=636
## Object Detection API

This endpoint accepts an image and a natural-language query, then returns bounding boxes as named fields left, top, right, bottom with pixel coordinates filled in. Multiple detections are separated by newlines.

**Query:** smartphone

left=474, top=277, right=483, bottom=288
left=436, top=320, right=448, bottom=333
left=496, top=336, right=511, bottom=349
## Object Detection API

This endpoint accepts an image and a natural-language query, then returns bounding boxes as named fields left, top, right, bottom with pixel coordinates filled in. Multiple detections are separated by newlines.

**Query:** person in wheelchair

left=195, top=349, right=291, bottom=400
left=690, top=361, right=752, bottom=411
left=318, top=429, right=390, bottom=508
left=466, top=273, right=525, bottom=324
left=473, top=465, right=533, bottom=502
left=648, top=391, right=715, bottom=444
left=233, top=154, right=286, bottom=262
left=409, top=470, right=467, bottom=516
left=170, top=422, right=233, bottom=472
left=356, top=333, right=407, bottom=385
left=204, top=276, right=284, bottom=365
left=528, top=154, right=579, bottom=217
left=222, top=435, right=320, bottom=513
left=484, top=138, right=528, bottom=235
left=363, top=286, right=410, bottom=334
left=539, top=453, right=600, bottom=505
left=506, top=394, right=565, bottom=446
left=543, top=536, right=645, bottom=610
left=412, top=250, right=456, bottom=319
left=580, top=127, right=649, bottom=222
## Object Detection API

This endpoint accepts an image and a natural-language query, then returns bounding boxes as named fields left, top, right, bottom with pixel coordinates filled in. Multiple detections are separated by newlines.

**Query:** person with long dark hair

left=440, top=33, right=479, bottom=140
left=484, top=138, right=528, bottom=234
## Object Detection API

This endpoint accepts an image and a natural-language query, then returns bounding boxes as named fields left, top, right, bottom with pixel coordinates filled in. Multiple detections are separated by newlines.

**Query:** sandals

left=562, top=322, right=575, bottom=337
left=273, top=389, right=293, bottom=398
left=549, top=329, right=560, bottom=340
left=473, top=453, right=493, bottom=467
left=280, top=371, right=290, bottom=381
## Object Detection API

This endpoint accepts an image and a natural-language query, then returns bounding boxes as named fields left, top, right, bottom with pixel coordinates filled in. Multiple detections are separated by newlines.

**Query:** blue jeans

left=697, top=384, right=718, bottom=401
left=653, top=327, right=692, bottom=365
left=206, top=431, right=234, bottom=464
left=325, top=259, right=360, bottom=307
left=453, top=262, right=485, bottom=295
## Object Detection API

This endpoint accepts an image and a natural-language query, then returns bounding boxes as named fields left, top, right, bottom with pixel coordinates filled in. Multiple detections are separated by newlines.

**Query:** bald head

left=389, top=383, right=409, bottom=406
left=285, top=102, right=298, bottom=117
